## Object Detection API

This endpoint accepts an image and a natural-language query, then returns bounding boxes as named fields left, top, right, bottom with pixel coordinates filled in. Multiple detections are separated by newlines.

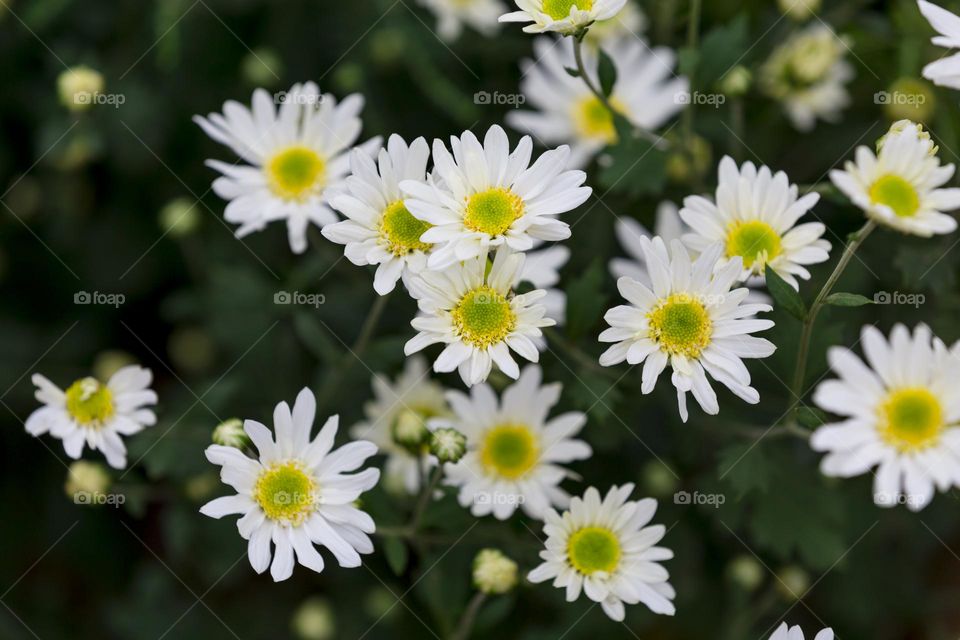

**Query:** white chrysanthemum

left=810, top=324, right=960, bottom=512
left=918, top=0, right=960, bottom=89
left=406, top=248, right=555, bottom=386
left=508, top=36, right=687, bottom=169
left=527, top=484, right=675, bottom=621
left=500, top=0, right=627, bottom=35
left=759, top=25, right=853, bottom=131
left=200, top=388, right=380, bottom=581
left=598, top=238, right=776, bottom=422
left=418, top=0, right=505, bottom=41
left=400, top=125, right=590, bottom=269
left=442, top=364, right=591, bottom=519
left=194, top=82, right=380, bottom=253
left=829, top=121, right=960, bottom=236
left=769, top=623, right=834, bottom=640
left=349, top=356, right=450, bottom=495
left=680, top=156, right=831, bottom=288
left=26, top=366, right=157, bottom=469
left=583, top=0, right=645, bottom=45
left=521, top=244, right=570, bottom=323
left=323, top=135, right=434, bottom=295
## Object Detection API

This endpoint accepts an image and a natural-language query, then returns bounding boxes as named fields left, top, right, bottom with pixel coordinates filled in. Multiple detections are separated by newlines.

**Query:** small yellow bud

left=473, top=548, right=518, bottom=594
left=57, top=66, right=105, bottom=112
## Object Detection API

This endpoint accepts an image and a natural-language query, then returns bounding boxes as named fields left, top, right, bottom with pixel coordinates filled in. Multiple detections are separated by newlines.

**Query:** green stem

left=543, top=327, right=618, bottom=379
left=409, top=466, right=443, bottom=534
left=787, top=220, right=876, bottom=425
left=682, top=0, right=703, bottom=189
left=570, top=35, right=664, bottom=147
left=451, top=592, right=487, bottom=640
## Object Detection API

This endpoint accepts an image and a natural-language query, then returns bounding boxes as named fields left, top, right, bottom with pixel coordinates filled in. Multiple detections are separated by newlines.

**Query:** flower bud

left=727, top=554, right=764, bottom=592
left=93, top=350, right=136, bottom=382
left=641, top=460, right=678, bottom=498
left=159, top=197, right=201, bottom=238
left=291, top=597, right=335, bottom=640
left=777, top=0, right=821, bottom=21
left=391, top=409, right=429, bottom=451
left=57, top=66, right=104, bottom=112
left=65, top=461, right=111, bottom=500
left=473, top=549, right=518, bottom=595
left=212, top=419, right=251, bottom=449
left=429, top=427, right=467, bottom=463
left=720, top=66, right=752, bottom=97
left=775, top=565, right=810, bottom=601
left=877, top=119, right=937, bottom=157
left=241, top=48, right=283, bottom=87
left=882, top=78, right=935, bottom=124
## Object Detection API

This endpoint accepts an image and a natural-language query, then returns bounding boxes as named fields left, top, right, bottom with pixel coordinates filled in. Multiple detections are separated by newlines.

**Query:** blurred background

left=2, top=0, right=960, bottom=638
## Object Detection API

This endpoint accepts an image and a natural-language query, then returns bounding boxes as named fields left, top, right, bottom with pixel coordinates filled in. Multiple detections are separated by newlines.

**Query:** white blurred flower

left=418, top=0, right=506, bottom=41
left=769, top=623, right=834, bottom=640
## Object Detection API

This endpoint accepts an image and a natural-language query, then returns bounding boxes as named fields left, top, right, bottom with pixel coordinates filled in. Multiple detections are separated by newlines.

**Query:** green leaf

left=597, top=114, right=669, bottom=196
left=717, top=441, right=776, bottom=499
left=824, top=292, right=874, bottom=307
left=382, top=537, right=408, bottom=575
left=597, top=48, right=617, bottom=98
left=564, top=260, right=609, bottom=339
left=564, top=66, right=581, bottom=78
left=765, top=268, right=806, bottom=321
left=693, top=14, right=750, bottom=89
left=797, top=406, right=829, bottom=429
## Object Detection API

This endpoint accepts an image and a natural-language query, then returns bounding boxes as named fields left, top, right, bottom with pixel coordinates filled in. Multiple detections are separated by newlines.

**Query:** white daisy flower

left=26, top=366, right=157, bottom=469
left=194, top=82, right=380, bottom=253
left=200, top=388, right=380, bottom=581
left=598, top=238, right=776, bottom=422
left=918, top=0, right=960, bottom=89
left=520, top=244, right=570, bottom=323
left=810, top=324, right=960, bottom=512
left=507, top=36, right=687, bottom=169
left=527, top=484, right=676, bottom=621
left=829, top=120, right=960, bottom=237
left=769, top=623, right=834, bottom=640
left=499, top=0, right=628, bottom=35
left=680, top=156, right=831, bottom=288
left=417, top=0, right=506, bottom=41
left=441, top=364, right=591, bottom=519
left=405, top=248, right=556, bottom=386
left=759, top=25, right=854, bottom=131
left=400, top=125, right=590, bottom=269
left=350, top=356, right=451, bottom=495
left=610, top=201, right=686, bottom=284
left=323, top=135, right=434, bottom=295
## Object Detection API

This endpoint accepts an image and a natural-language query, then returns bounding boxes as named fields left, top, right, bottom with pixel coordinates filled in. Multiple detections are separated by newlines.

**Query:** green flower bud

left=727, top=554, right=765, bottom=592
left=881, top=78, right=936, bottom=125
left=720, top=66, right=752, bottom=97
left=212, top=418, right=251, bottom=449
left=65, top=461, right=111, bottom=501
left=291, top=597, right=335, bottom=640
left=473, top=549, right=518, bottom=595
left=775, top=565, right=810, bottom=601
left=877, top=119, right=937, bottom=157
left=392, top=409, right=429, bottom=451
left=241, top=48, right=283, bottom=87
left=429, top=427, right=467, bottom=463
left=159, top=197, right=201, bottom=238
left=641, top=460, right=678, bottom=498
left=57, top=66, right=105, bottom=112
left=777, top=0, right=821, bottom=21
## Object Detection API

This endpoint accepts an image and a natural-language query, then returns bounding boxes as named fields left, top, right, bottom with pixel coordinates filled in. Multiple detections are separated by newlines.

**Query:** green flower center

left=266, top=146, right=326, bottom=201
left=381, top=200, right=432, bottom=256
left=451, top=285, right=516, bottom=348
left=65, top=377, right=115, bottom=427
left=879, top=387, right=943, bottom=452
left=869, top=174, right=919, bottom=218
left=725, top=220, right=782, bottom=271
left=464, top=188, right=524, bottom=236
left=254, top=462, right=317, bottom=525
left=573, top=96, right=622, bottom=144
left=567, top=526, right=621, bottom=575
left=647, top=294, right=713, bottom=358
left=480, top=424, right=539, bottom=479
left=542, top=0, right=593, bottom=20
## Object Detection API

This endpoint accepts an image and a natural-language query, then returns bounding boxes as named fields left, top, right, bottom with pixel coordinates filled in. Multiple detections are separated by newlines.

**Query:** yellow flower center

left=451, top=285, right=516, bottom=348
left=725, top=220, right=783, bottom=271
left=65, top=377, right=115, bottom=427
left=266, top=146, right=326, bottom=201
left=380, top=200, right=432, bottom=256
left=878, top=387, right=944, bottom=452
left=479, top=424, right=539, bottom=479
left=567, top=526, right=621, bottom=575
left=254, top=462, right=317, bottom=525
left=869, top=174, right=920, bottom=218
left=542, top=0, right=594, bottom=20
left=647, top=293, right=713, bottom=358
left=464, top=188, right=525, bottom=236
left=572, top=96, right=622, bottom=144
